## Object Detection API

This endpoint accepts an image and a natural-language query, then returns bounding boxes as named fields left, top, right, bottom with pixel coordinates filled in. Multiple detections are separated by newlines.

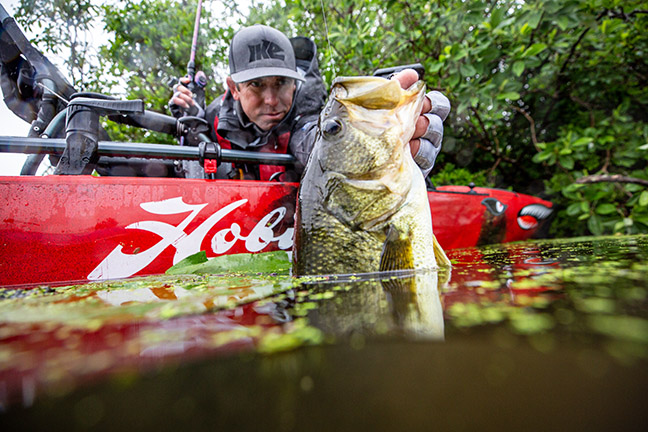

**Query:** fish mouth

left=517, top=204, right=553, bottom=230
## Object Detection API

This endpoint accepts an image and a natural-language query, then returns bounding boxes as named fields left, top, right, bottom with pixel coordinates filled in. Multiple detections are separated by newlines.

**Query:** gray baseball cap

left=229, top=25, right=305, bottom=83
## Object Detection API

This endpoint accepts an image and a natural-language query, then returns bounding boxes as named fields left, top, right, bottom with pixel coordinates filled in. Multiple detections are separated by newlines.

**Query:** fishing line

left=319, top=0, right=337, bottom=75
left=36, top=82, right=69, bottom=105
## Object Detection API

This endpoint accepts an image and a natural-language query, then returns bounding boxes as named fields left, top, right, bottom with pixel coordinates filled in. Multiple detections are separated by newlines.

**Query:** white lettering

left=212, top=223, right=242, bottom=254
left=210, top=207, right=295, bottom=254
left=88, top=197, right=294, bottom=280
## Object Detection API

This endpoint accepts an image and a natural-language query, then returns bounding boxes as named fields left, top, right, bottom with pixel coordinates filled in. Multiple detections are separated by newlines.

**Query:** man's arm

left=289, top=112, right=319, bottom=174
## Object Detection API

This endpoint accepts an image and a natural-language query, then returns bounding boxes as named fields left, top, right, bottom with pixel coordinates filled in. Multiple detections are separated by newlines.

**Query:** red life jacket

left=213, top=115, right=289, bottom=181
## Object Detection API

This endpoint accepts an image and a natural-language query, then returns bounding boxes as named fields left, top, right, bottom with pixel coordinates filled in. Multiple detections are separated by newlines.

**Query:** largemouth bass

left=293, top=76, right=450, bottom=276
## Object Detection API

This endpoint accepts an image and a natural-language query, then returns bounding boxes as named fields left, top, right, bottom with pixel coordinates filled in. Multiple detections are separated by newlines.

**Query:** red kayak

left=0, top=176, right=552, bottom=287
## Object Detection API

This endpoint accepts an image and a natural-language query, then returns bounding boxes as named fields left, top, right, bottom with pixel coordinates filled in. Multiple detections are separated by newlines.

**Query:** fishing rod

left=172, top=0, right=207, bottom=116
left=187, top=0, right=206, bottom=87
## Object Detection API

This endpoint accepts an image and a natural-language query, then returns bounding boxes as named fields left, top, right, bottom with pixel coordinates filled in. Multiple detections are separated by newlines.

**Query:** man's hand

left=391, top=69, right=450, bottom=174
left=169, top=76, right=199, bottom=118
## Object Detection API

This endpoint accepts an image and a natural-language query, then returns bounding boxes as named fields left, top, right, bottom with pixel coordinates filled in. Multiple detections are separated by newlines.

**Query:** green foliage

left=15, top=0, right=100, bottom=87
left=16, top=0, right=241, bottom=144
left=15, top=0, right=648, bottom=238
left=432, top=162, right=492, bottom=188
left=248, top=0, right=648, bottom=238
left=97, top=0, right=238, bottom=143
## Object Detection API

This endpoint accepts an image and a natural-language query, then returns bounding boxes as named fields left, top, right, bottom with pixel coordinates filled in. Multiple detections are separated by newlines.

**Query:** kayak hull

left=0, top=176, right=552, bottom=287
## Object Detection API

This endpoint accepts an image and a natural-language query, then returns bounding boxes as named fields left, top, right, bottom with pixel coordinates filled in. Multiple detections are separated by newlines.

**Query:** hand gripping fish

left=293, top=76, right=451, bottom=276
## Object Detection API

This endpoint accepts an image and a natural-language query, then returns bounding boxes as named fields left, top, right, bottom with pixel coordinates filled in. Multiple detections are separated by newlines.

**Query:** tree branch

left=576, top=174, right=648, bottom=187
left=569, top=94, right=595, bottom=127
left=602, top=8, right=648, bottom=21
left=559, top=27, right=590, bottom=76
left=468, top=107, right=516, bottom=163
left=600, top=149, right=611, bottom=174
left=512, top=106, right=541, bottom=152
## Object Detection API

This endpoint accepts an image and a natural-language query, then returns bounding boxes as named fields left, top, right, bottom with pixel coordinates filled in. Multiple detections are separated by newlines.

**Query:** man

left=170, top=24, right=449, bottom=180
left=170, top=25, right=326, bottom=180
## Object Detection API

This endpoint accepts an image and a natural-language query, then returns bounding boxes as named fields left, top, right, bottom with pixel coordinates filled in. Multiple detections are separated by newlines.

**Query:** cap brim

left=231, top=67, right=305, bottom=83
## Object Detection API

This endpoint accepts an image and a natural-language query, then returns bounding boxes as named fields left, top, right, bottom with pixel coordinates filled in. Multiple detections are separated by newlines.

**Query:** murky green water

left=1, top=235, right=647, bottom=430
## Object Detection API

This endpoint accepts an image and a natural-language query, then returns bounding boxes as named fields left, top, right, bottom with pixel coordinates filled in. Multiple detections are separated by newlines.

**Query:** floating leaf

left=172, top=250, right=208, bottom=270
left=588, top=315, right=648, bottom=344
left=166, top=251, right=292, bottom=275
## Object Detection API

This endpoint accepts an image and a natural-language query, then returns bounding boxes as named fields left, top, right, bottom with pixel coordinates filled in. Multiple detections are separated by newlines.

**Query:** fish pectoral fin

left=379, top=225, right=415, bottom=272
left=433, top=234, right=452, bottom=268
left=324, top=175, right=401, bottom=231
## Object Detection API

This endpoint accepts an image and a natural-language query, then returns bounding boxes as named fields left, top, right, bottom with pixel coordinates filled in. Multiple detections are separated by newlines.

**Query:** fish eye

left=322, top=118, right=344, bottom=138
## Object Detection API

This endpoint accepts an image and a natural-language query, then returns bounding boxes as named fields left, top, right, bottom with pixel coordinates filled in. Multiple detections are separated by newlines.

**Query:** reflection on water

left=1, top=235, right=647, bottom=429
left=296, top=270, right=446, bottom=341
left=445, top=235, right=648, bottom=361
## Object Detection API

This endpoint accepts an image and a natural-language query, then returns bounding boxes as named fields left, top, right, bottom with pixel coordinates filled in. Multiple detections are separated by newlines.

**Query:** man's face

left=227, top=76, right=296, bottom=131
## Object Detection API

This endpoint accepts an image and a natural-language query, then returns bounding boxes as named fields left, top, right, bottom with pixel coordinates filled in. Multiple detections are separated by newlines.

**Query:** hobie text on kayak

left=88, top=197, right=294, bottom=280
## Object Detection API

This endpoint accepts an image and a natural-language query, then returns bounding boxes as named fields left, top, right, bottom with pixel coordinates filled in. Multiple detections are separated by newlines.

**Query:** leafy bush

left=432, top=162, right=492, bottom=188
left=15, top=0, right=648, bottom=237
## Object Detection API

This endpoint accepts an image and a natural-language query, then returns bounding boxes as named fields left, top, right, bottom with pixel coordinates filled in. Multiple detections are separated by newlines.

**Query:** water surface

left=1, top=235, right=647, bottom=430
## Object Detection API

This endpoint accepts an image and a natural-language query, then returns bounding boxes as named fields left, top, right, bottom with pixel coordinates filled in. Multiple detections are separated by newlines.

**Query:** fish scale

left=295, top=215, right=384, bottom=274
left=319, top=123, right=395, bottom=176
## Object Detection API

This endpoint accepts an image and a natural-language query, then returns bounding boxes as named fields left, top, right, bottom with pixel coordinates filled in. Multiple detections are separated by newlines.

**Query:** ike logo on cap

left=249, top=39, right=285, bottom=62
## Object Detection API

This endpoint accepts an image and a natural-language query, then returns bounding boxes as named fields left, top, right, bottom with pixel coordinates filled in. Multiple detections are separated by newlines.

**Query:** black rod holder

left=0, top=136, right=296, bottom=166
